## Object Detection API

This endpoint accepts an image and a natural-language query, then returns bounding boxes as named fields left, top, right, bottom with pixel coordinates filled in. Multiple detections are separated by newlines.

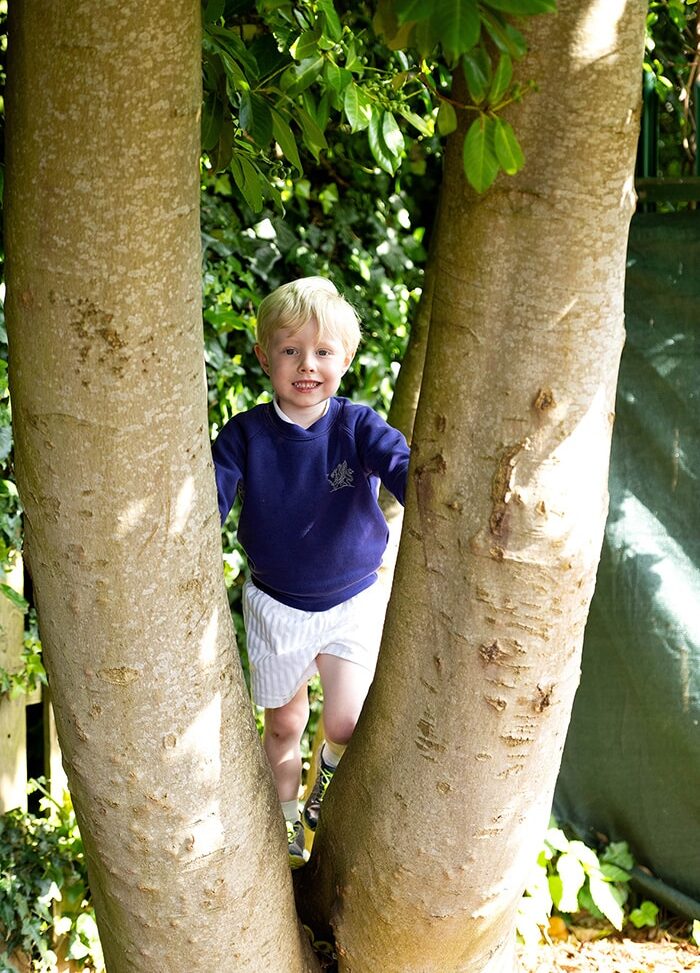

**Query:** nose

left=298, top=350, right=316, bottom=372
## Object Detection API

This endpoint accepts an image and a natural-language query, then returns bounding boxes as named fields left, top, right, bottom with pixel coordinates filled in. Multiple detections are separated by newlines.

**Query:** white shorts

left=242, top=580, right=388, bottom=708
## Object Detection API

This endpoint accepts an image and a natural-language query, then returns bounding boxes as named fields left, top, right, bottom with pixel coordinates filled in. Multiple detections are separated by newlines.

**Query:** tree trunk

left=307, top=3, right=647, bottom=970
left=4, top=3, right=315, bottom=970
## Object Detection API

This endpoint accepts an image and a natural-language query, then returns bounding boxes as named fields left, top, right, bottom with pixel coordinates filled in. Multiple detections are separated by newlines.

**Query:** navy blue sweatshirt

left=212, top=396, right=410, bottom=611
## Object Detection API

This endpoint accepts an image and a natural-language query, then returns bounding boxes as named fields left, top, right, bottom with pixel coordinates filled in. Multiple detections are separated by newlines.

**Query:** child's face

left=254, top=320, right=352, bottom=428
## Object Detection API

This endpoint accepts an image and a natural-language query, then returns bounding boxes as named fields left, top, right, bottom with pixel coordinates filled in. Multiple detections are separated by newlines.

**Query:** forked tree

left=5, top=1, right=646, bottom=970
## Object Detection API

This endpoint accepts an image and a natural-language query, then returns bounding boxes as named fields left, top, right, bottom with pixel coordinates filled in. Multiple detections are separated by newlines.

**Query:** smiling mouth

left=293, top=381, right=321, bottom=390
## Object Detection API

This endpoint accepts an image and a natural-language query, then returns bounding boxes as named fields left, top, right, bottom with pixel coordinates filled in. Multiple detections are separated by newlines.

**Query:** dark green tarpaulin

left=554, top=211, right=700, bottom=919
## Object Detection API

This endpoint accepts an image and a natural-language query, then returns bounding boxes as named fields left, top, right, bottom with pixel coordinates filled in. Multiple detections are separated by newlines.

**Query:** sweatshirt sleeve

left=211, top=419, right=245, bottom=524
left=355, top=407, right=410, bottom=505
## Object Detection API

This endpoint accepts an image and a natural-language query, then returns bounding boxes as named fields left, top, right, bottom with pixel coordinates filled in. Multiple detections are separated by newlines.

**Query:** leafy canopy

left=201, top=0, right=557, bottom=202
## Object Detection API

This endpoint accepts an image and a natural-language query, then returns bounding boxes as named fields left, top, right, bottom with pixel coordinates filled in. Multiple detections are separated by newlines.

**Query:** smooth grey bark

left=4, top=3, right=316, bottom=970
left=307, top=3, right=647, bottom=970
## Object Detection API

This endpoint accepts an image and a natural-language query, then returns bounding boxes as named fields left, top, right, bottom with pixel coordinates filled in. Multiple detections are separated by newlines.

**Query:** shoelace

left=317, top=761, right=334, bottom=798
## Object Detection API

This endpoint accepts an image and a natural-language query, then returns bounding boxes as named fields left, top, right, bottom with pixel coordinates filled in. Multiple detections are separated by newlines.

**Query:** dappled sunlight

left=115, top=498, right=147, bottom=538
left=572, top=0, right=626, bottom=65
left=614, top=492, right=700, bottom=659
left=172, top=475, right=194, bottom=535
left=526, top=386, right=610, bottom=560
left=180, top=693, right=222, bottom=785
left=199, top=605, right=219, bottom=664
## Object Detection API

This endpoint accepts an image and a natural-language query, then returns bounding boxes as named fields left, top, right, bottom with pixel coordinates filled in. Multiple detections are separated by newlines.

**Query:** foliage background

left=0, top=0, right=698, bottom=968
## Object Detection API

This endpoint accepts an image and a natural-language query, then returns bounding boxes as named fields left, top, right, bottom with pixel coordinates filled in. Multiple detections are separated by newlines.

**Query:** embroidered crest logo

left=328, top=460, right=354, bottom=491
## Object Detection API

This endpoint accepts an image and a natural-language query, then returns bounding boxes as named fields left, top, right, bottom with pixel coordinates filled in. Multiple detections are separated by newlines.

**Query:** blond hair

left=256, top=277, right=361, bottom=358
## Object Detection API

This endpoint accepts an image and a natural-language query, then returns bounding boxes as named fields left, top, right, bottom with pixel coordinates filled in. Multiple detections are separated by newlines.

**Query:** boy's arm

left=355, top=408, right=410, bottom=505
left=211, top=421, right=245, bottom=524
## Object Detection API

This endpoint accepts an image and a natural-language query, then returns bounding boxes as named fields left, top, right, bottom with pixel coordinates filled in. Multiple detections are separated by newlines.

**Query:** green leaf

left=201, top=92, right=223, bottom=152
left=271, top=109, right=303, bottom=172
left=318, top=0, right=343, bottom=42
left=489, top=53, right=513, bottom=105
left=589, top=873, right=626, bottom=930
left=629, top=900, right=659, bottom=928
left=382, top=111, right=405, bottom=158
left=323, top=59, right=343, bottom=93
left=434, top=0, right=481, bottom=63
left=202, top=0, right=225, bottom=24
left=230, top=154, right=263, bottom=212
left=211, top=115, right=234, bottom=172
left=482, top=0, right=557, bottom=13
left=462, top=48, right=492, bottom=103
left=394, top=0, right=433, bottom=25
left=436, top=100, right=457, bottom=136
left=398, top=104, right=433, bottom=137
left=481, top=10, right=528, bottom=58
left=0, top=584, right=29, bottom=613
left=601, top=841, right=634, bottom=872
left=462, top=115, right=499, bottom=192
left=239, top=92, right=273, bottom=147
left=291, top=29, right=321, bottom=62
left=343, top=83, right=372, bottom=132
left=368, top=110, right=398, bottom=175
left=295, top=106, right=328, bottom=158
left=493, top=117, right=524, bottom=174
left=414, top=15, right=440, bottom=57
left=556, top=853, right=586, bottom=913
left=285, top=56, right=324, bottom=97
left=600, top=862, right=631, bottom=883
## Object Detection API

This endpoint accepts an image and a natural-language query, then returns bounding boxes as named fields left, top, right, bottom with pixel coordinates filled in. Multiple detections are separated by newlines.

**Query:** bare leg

left=263, top=683, right=310, bottom=803
left=316, top=653, right=374, bottom=748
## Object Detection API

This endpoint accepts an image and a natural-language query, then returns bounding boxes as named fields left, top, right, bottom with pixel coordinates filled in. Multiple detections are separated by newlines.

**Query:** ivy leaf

left=489, top=53, right=513, bottom=105
left=630, top=901, right=659, bottom=929
left=434, top=0, right=481, bottom=64
left=436, top=100, right=457, bottom=136
left=463, top=115, right=499, bottom=192
left=493, top=117, right=524, bottom=174
left=343, top=83, right=372, bottom=132
left=482, top=0, right=557, bottom=13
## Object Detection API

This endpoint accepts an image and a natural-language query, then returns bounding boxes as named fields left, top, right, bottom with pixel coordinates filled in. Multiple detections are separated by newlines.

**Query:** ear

left=254, top=343, right=270, bottom=375
left=342, top=353, right=353, bottom=374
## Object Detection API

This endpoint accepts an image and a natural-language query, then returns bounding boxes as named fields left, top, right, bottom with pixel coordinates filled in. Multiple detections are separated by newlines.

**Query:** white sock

left=321, top=740, right=346, bottom=769
left=282, top=799, right=300, bottom=823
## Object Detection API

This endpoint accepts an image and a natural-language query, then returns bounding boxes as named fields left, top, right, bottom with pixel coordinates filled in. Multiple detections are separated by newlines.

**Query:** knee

left=323, top=712, right=358, bottom=747
left=266, top=701, right=307, bottom=742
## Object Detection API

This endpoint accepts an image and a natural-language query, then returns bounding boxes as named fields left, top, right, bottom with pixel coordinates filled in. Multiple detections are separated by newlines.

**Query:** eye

left=282, top=348, right=297, bottom=356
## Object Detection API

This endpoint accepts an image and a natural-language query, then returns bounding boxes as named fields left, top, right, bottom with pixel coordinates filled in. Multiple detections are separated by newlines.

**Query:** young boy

left=212, top=276, right=409, bottom=866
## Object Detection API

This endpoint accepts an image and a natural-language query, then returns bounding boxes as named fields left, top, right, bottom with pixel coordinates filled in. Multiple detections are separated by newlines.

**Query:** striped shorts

left=242, top=580, right=388, bottom=708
